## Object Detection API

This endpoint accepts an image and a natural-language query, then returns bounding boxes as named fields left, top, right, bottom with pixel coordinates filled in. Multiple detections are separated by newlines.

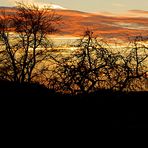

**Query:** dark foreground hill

left=0, top=80, right=148, bottom=128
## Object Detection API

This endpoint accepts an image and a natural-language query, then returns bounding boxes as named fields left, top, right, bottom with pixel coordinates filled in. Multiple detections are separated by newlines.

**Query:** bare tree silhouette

left=0, top=2, right=61, bottom=83
left=48, top=30, right=148, bottom=94
left=117, top=36, right=148, bottom=91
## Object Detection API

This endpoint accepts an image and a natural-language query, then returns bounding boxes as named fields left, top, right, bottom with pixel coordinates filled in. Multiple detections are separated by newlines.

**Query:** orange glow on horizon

left=0, top=7, right=148, bottom=41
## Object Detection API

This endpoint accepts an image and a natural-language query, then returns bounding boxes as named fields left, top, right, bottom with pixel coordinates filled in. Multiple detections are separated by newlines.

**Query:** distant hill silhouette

left=0, top=80, right=148, bottom=128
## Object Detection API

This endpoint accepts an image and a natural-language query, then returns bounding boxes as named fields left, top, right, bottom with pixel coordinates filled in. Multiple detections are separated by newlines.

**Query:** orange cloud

left=1, top=7, right=148, bottom=40
left=128, top=10, right=148, bottom=14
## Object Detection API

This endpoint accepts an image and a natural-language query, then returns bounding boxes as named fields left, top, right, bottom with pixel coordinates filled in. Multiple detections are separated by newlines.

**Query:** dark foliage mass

left=0, top=3, right=148, bottom=128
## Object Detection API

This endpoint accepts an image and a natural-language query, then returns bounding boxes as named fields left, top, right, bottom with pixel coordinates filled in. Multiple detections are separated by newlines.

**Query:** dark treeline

left=0, top=2, right=148, bottom=128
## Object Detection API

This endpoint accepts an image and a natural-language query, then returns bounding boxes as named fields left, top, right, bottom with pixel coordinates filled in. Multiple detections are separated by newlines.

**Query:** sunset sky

left=0, top=0, right=148, bottom=13
left=0, top=0, right=148, bottom=40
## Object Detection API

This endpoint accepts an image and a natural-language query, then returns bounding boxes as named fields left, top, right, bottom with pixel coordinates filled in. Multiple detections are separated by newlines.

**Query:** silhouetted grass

left=0, top=80, right=148, bottom=128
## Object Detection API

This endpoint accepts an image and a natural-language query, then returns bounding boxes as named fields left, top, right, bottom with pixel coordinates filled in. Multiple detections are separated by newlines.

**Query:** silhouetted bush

left=48, top=30, right=148, bottom=93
